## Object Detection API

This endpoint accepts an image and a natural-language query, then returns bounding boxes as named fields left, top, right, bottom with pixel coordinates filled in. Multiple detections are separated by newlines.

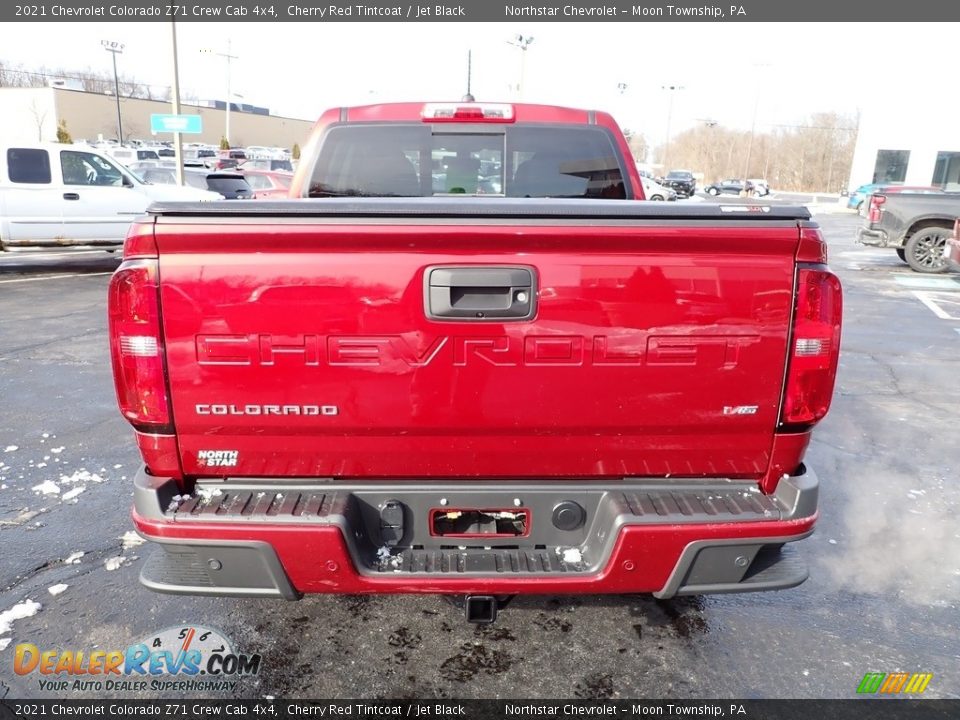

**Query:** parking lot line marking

left=912, top=291, right=960, bottom=320
left=893, top=275, right=960, bottom=290
left=0, top=272, right=113, bottom=285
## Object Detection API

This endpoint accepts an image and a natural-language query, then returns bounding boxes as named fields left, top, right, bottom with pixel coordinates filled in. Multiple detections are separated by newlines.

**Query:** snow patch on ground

left=4, top=446, right=18, bottom=453
left=0, top=599, right=42, bottom=636
left=60, top=469, right=105, bottom=484
left=121, top=531, right=145, bottom=549
left=64, top=552, right=85, bottom=564
left=32, top=480, right=60, bottom=495
left=61, top=486, right=86, bottom=502
left=104, top=557, right=130, bottom=571
left=0, top=638, right=10, bottom=652
left=48, top=584, right=68, bottom=596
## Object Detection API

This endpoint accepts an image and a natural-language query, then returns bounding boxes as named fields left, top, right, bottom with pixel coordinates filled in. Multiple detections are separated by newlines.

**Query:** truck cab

left=0, top=143, right=220, bottom=250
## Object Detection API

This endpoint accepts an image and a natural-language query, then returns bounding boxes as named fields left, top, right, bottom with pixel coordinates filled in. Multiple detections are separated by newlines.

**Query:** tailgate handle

left=425, top=266, right=536, bottom=321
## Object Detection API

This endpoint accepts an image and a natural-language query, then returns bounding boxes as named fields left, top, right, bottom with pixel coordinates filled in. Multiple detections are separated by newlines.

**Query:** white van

left=0, top=143, right=221, bottom=250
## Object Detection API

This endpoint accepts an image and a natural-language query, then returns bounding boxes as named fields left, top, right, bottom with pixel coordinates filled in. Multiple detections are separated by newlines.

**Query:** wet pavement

left=1, top=215, right=958, bottom=700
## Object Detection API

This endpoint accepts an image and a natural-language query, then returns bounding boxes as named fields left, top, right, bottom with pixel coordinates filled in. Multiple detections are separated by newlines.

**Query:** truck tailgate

left=152, top=200, right=803, bottom=479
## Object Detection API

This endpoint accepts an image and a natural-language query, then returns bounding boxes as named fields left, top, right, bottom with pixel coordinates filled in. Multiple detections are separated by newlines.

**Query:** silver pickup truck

left=857, top=191, right=960, bottom=273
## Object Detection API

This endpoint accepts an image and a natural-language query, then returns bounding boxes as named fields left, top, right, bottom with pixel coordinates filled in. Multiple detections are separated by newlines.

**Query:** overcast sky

left=1, top=22, right=937, bottom=144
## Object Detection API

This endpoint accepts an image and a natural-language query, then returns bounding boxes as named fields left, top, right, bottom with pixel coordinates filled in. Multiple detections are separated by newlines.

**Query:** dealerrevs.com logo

left=14, top=625, right=261, bottom=693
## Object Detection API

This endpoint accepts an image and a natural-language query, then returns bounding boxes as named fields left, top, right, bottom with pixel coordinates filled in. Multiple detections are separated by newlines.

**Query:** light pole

left=506, top=34, right=534, bottom=100
left=661, top=85, right=684, bottom=171
left=170, top=21, right=184, bottom=186
left=200, top=40, right=239, bottom=147
left=101, top=40, right=124, bottom=145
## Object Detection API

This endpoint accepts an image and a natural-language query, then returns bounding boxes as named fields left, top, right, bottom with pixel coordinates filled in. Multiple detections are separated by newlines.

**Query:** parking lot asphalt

left=1, top=214, right=958, bottom=701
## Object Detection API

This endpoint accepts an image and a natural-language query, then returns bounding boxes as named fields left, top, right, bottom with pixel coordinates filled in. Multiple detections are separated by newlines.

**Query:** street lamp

left=101, top=40, right=124, bottom=145
left=506, top=34, right=534, bottom=100
left=200, top=40, right=239, bottom=147
left=661, top=84, right=684, bottom=171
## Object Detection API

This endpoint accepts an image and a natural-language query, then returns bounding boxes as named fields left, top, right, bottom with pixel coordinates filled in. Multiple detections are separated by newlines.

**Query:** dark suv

left=663, top=170, right=696, bottom=198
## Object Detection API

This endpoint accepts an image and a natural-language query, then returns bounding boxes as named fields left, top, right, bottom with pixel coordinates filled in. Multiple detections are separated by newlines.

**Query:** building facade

left=0, top=87, right=314, bottom=149
left=848, top=104, right=960, bottom=190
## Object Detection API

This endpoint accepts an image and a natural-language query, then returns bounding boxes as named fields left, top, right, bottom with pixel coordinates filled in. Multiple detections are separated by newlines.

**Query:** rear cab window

left=7, top=148, right=52, bottom=184
left=308, top=124, right=628, bottom=199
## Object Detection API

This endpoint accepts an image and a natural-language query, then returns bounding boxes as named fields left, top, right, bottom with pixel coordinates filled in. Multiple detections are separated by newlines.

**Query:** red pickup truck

left=110, top=102, right=842, bottom=623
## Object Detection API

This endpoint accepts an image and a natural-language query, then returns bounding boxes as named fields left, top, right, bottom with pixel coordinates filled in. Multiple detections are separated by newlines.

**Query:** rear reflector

left=108, top=259, right=172, bottom=433
left=780, top=265, right=843, bottom=428
left=422, top=103, right=515, bottom=122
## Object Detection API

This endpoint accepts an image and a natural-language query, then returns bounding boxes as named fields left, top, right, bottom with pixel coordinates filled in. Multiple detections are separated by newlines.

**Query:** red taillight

left=868, top=194, right=886, bottom=223
left=108, top=258, right=171, bottom=433
left=780, top=265, right=843, bottom=428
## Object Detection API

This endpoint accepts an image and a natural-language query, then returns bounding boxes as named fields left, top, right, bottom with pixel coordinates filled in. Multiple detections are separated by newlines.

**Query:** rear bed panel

left=155, top=216, right=800, bottom=480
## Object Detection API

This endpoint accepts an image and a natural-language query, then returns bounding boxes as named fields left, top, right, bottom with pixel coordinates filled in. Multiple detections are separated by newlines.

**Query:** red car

left=239, top=169, right=294, bottom=199
left=109, top=102, right=841, bottom=623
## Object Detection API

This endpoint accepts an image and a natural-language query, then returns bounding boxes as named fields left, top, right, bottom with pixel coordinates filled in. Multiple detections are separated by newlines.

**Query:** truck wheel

left=895, top=248, right=906, bottom=263
left=905, top=227, right=951, bottom=273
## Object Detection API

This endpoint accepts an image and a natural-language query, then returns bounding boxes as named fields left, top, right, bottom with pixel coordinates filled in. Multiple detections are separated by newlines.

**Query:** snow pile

left=0, top=599, right=42, bottom=638
left=48, top=584, right=69, bottom=596
left=60, top=469, right=105, bottom=484
left=105, top=557, right=130, bottom=571
left=3, top=446, right=18, bottom=453
left=64, top=552, right=85, bottom=564
left=120, top=531, right=145, bottom=549
left=32, top=480, right=60, bottom=495
left=61, top=486, right=86, bottom=502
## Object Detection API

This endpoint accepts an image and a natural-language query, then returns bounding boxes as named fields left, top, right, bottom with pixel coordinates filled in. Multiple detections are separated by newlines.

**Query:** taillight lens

left=108, top=259, right=171, bottom=433
left=868, top=194, right=885, bottom=223
left=780, top=265, right=843, bottom=428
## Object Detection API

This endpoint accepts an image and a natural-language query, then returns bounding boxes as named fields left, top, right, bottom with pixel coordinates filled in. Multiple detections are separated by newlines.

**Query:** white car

left=747, top=178, right=770, bottom=197
left=641, top=176, right=677, bottom=201
left=0, top=143, right=221, bottom=250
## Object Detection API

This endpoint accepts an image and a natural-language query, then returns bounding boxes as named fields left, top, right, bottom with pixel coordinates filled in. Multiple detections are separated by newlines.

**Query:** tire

left=707, top=187, right=719, bottom=196
left=650, top=194, right=664, bottom=201
left=904, top=226, right=951, bottom=273
left=895, top=248, right=907, bottom=263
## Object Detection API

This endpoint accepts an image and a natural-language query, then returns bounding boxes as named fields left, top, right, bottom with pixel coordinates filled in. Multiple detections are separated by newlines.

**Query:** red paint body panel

left=154, top=221, right=801, bottom=479
left=133, top=510, right=817, bottom=595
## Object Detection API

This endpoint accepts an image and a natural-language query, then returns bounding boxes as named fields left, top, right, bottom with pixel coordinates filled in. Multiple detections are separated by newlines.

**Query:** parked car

left=184, top=169, right=254, bottom=199
left=116, top=101, right=841, bottom=624
left=241, top=158, right=295, bottom=172
left=240, top=169, right=293, bottom=199
left=0, top=143, right=220, bottom=249
left=947, top=218, right=960, bottom=272
left=857, top=191, right=960, bottom=272
left=846, top=183, right=943, bottom=212
left=641, top=176, right=676, bottom=201
left=747, top=178, right=770, bottom=197
left=662, top=170, right=696, bottom=197
left=705, top=178, right=755, bottom=196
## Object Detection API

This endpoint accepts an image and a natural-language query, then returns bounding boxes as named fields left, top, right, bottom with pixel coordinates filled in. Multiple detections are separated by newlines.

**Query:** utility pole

left=661, top=85, right=683, bottom=171
left=507, top=35, right=534, bottom=100
left=170, top=21, right=184, bottom=186
left=200, top=40, right=239, bottom=147
left=101, top=40, right=124, bottom=145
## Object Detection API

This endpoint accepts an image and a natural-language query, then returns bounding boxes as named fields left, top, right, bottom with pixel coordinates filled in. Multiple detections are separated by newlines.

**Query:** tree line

left=0, top=60, right=173, bottom=102
left=627, top=111, right=859, bottom=193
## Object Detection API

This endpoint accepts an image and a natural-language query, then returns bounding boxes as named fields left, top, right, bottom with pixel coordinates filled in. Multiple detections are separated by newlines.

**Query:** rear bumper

left=856, top=226, right=894, bottom=247
left=132, top=467, right=819, bottom=600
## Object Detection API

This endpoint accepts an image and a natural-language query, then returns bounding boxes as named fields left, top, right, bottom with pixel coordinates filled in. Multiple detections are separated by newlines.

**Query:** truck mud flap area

left=133, top=467, right=818, bottom=609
